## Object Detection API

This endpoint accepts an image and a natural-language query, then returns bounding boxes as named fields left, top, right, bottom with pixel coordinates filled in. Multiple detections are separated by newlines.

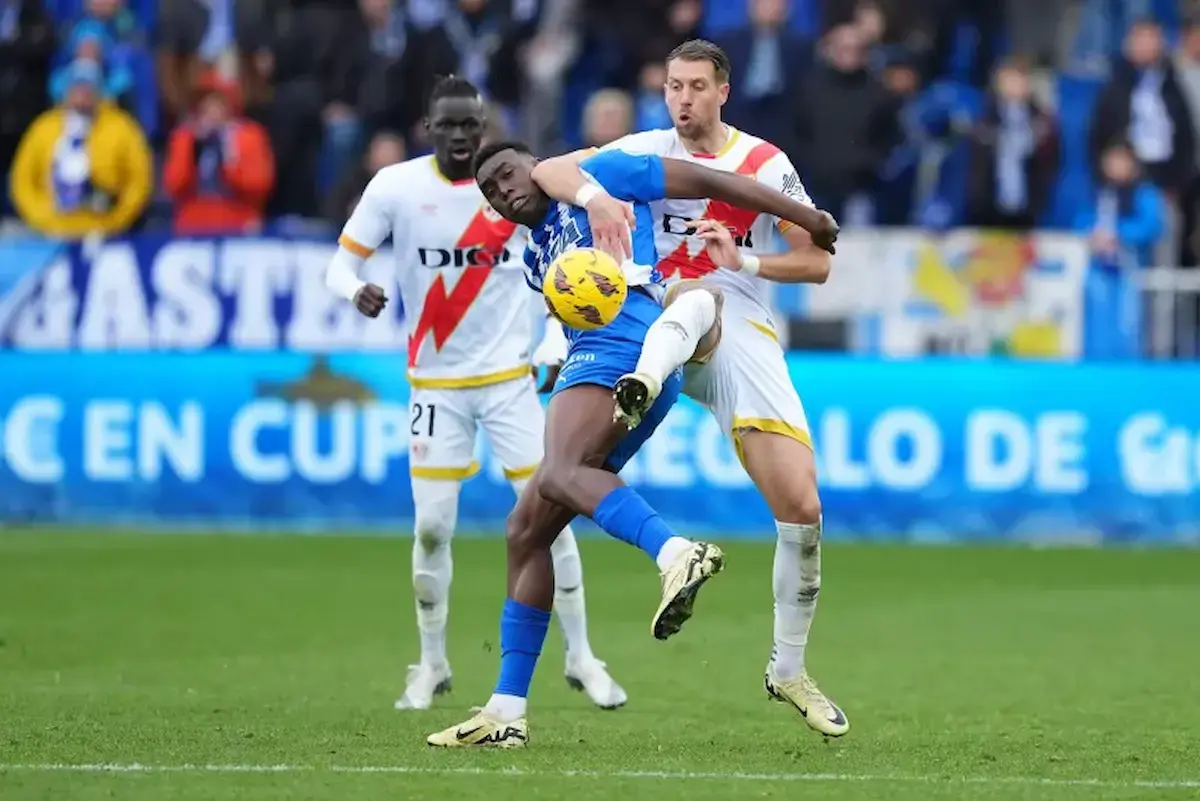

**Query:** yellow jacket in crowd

left=10, top=101, right=153, bottom=239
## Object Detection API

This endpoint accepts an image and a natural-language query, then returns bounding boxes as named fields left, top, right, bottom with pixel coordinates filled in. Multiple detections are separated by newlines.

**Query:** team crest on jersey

left=481, top=203, right=504, bottom=222
left=540, top=216, right=584, bottom=267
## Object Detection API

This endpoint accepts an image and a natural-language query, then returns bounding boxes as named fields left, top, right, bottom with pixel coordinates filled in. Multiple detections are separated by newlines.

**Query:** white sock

left=412, top=535, right=451, bottom=667
left=772, top=519, right=821, bottom=679
left=654, top=536, right=694, bottom=572
left=634, top=290, right=717, bottom=386
left=549, top=524, right=595, bottom=663
left=484, top=693, right=527, bottom=721
left=411, top=481, right=459, bottom=669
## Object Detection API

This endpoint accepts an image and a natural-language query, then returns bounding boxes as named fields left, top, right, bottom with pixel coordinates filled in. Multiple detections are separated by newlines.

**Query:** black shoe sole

left=613, top=376, right=650, bottom=424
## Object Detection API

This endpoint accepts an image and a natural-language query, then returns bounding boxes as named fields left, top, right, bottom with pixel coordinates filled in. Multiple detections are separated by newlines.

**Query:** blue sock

left=493, top=598, right=552, bottom=698
left=592, top=486, right=675, bottom=561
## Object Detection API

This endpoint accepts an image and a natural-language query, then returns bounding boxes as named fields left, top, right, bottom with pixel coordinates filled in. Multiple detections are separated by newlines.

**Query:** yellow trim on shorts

left=407, top=364, right=532, bottom=390
left=411, top=461, right=481, bottom=481
left=503, top=463, right=539, bottom=481
left=731, top=416, right=814, bottom=468
left=776, top=220, right=797, bottom=233
left=746, top=318, right=779, bottom=343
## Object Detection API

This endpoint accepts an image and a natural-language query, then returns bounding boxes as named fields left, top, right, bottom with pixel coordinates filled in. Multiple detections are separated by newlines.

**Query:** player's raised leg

left=615, top=280, right=722, bottom=429
left=395, top=476, right=458, bottom=709
left=738, top=429, right=847, bottom=737
left=538, top=371, right=723, bottom=641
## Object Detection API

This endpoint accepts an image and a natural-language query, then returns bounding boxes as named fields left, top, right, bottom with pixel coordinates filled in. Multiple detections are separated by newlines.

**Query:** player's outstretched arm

left=759, top=225, right=832, bottom=284
left=530, top=154, right=635, bottom=260
left=660, top=158, right=839, bottom=254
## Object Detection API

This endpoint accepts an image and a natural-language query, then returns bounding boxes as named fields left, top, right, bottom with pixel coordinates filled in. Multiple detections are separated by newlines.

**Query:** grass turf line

left=1, top=532, right=1198, bottom=800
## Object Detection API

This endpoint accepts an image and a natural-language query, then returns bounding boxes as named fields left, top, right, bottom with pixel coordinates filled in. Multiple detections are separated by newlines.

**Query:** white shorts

left=408, top=375, right=544, bottom=484
left=682, top=292, right=813, bottom=463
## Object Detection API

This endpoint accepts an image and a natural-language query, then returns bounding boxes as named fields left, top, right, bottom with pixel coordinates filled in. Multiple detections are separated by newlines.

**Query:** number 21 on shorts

left=411, top=402, right=436, bottom=437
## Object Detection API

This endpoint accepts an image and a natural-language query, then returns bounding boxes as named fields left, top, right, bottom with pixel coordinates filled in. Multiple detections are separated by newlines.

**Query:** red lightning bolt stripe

left=657, top=141, right=782, bottom=280
left=407, top=206, right=517, bottom=369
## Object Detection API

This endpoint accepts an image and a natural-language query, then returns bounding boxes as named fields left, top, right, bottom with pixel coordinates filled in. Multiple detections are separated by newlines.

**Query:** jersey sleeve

left=597, top=129, right=671, bottom=156
left=756, top=151, right=814, bottom=233
left=338, top=170, right=395, bottom=256
left=579, top=150, right=667, bottom=204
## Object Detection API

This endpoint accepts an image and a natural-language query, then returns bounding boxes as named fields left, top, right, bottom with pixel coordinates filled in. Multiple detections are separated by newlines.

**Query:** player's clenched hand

left=809, top=210, right=839, bottom=255
left=584, top=193, right=635, bottom=262
left=353, top=283, right=388, bottom=317
left=687, top=219, right=742, bottom=271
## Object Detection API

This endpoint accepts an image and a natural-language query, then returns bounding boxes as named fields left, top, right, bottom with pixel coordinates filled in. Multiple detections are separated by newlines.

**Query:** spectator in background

left=794, top=24, right=897, bottom=223
left=822, top=0, right=939, bottom=82
left=10, top=59, right=152, bottom=239
left=324, top=130, right=405, bottom=227
left=875, top=53, right=923, bottom=224
left=454, top=0, right=543, bottom=118
left=1173, top=16, right=1200, bottom=265
left=581, top=88, right=633, bottom=147
left=634, top=61, right=672, bottom=132
left=967, top=59, right=1059, bottom=230
left=63, top=0, right=151, bottom=134
left=339, top=0, right=454, bottom=155
left=51, top=20, right=134, bottom=111
left=70, top=0, right=141, bottom=47
left=163, top=70, right=274, bottom=234
left=716, top=0, right=810, bottom=157
left=157, top=0, right=240, bottom=127
left=254, top=2, right=348, bottom=218
left=1074, top=141, right=1164, bottom=359
left=1091, top=19, right=1195, bottom=200
left=0, top=0, right=56, bottom=206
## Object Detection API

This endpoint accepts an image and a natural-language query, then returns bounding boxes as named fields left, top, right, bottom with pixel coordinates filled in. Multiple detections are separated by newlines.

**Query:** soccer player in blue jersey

left=426, top=141, right=834, bottom=748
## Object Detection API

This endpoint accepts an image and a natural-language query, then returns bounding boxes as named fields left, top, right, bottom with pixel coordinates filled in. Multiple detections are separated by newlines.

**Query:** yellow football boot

left=427, top=709, right=528, bottom=749
left=764, top=665, right=849, bottom=737
left=651, top=541, right=725, bottom=640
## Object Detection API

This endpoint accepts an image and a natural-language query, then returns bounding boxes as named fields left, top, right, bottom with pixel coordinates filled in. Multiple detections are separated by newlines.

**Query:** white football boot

left=564, top=654, right=628, bottom=710
left=394, top=662, right=452, bottom=710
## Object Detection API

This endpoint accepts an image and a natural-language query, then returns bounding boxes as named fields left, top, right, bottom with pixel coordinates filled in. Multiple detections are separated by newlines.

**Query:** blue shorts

left=553, top=287, right=682, bottom=472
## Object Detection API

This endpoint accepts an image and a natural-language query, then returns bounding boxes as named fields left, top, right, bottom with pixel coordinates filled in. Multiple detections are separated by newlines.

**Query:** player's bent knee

left=774, top=492, right=822, bottom=530
left=536, top=464, right=577, bottom=510
left=414, top=504, right=455, bottom=553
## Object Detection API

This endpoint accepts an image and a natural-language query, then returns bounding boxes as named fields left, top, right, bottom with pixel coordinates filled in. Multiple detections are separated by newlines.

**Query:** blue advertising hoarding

left=1, top=352, right=1198, bottom=542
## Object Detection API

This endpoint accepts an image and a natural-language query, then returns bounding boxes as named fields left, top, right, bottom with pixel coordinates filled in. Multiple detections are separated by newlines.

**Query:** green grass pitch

left=2, top=531, right=1199, bottom=800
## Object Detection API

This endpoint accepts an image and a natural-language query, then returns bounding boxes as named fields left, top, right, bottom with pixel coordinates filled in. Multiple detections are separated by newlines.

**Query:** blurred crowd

left=2, top=0, right=1200, bottom=277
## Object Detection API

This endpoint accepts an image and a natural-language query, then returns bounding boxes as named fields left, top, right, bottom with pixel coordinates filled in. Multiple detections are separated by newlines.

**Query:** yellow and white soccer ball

left=543, top=247, right=627, bottom=331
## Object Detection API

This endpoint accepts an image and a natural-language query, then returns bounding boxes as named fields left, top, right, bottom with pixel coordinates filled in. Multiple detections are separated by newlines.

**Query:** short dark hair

left=472, top=140, right=533, bottom=176
left=667, top=39, right=731, bottom=83
left=427, top=75, right=482, bottom=113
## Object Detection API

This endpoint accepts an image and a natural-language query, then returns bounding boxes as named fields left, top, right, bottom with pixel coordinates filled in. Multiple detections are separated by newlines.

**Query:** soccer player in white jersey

left=529, top=40, right=849, bottom=737
left=324, top=76, right=625, bottom=712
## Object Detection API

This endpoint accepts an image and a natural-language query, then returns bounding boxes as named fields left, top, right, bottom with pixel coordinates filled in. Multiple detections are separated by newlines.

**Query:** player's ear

left=718, top=82, right=730, bottom=105
left=422, top=115, right=431, bottom=133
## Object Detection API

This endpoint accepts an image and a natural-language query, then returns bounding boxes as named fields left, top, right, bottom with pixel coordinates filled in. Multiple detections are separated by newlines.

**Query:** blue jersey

left=524, top=151, right=667, bottom=292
